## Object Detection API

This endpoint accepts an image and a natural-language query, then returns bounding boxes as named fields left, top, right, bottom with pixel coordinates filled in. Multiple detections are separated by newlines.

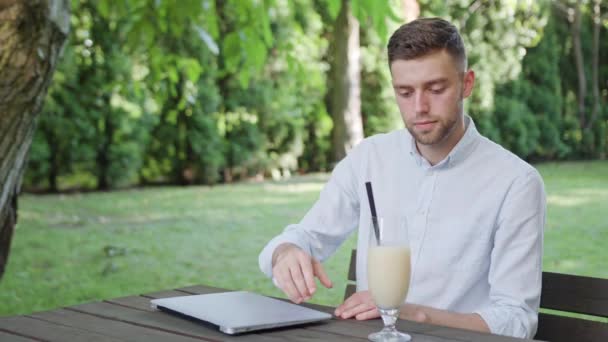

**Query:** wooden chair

left=344, top=249, right=608, bottom=341
left=344, top=249, right=357, bottom=301
left=536, top=272, right=608, bottom=342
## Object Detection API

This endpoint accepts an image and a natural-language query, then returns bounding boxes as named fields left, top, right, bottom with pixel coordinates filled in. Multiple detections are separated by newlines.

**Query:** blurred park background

left=1, top=0, right=607, bottom=317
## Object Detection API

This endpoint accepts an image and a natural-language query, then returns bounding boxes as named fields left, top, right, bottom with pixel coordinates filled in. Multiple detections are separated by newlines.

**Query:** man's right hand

left=271, top=243, right=333, bottom=303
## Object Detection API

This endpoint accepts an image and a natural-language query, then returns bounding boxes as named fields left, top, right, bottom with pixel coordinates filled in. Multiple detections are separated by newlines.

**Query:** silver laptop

left=150, top=291, right=332, bottom=334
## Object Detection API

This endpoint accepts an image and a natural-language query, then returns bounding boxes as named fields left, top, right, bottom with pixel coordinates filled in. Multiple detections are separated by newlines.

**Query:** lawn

left=1, top=161, right=607, bottom=316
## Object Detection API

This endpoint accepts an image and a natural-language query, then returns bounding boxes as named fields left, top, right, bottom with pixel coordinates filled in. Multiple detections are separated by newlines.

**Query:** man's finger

left=298, top=255, right=316, bottom=296
left=355, top=308, right=380, bottom=320
left=334, top=293, right=362, bottom=316
left=312, top=258, right=333, bottom=288
left=278, top=269, right=302, bottom=303
left=341, top=302, right=372, bottom=319
left=289, top=266, right=310, bottom=300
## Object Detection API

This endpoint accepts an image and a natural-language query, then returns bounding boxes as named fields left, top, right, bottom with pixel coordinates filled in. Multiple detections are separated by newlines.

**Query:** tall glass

left=367, top=216, right=412, bottom=342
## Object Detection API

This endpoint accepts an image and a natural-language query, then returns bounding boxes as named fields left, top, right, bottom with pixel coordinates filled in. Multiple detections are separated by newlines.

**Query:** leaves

left=22, top=0, right=608, bottom=192
left=322, top=0, right=340, bottom=21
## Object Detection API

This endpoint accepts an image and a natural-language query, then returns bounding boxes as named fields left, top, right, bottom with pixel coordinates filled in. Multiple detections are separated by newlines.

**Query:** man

left=258, top=17, right=545, bottom=339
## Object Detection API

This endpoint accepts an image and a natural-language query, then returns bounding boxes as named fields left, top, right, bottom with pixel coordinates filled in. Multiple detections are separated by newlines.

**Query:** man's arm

left=258, top=143, right=364, bottom=302
left=474, top=169, right=546, bottom=338
left=335, top=291, right=489, bottom=333
left=401, top=304, right=490, bottom=333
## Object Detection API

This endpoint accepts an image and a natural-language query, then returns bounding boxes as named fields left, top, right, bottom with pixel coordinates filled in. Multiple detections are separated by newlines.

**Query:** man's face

left=390, top=50, right=474, bottom=146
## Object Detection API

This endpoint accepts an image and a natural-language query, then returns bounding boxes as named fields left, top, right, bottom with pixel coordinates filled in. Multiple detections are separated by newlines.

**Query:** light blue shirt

left=259, top=116, right=546, bottom=339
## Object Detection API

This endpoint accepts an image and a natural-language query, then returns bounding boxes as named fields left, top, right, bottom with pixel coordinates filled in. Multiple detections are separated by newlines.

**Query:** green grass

left=0, top=161, right=607, bottom=317
left=540, top=161, right=608, bottom=278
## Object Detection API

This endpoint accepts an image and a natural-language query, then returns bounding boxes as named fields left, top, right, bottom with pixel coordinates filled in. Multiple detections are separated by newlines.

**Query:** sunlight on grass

left=547, top=194, right=591, bottom=207
left=548, top=187, right=608, bottom=207
left=0, top=162, right=606, bottom=317
left=263, top=182, right=325, bottom=193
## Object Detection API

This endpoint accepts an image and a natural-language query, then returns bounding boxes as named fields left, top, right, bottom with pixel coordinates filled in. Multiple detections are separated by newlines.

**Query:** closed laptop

left=150, top=291, right=333, bottom=334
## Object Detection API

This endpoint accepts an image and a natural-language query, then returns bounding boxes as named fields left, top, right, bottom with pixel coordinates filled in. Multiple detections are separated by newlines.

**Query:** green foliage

left=299, top=106, right=333, bottom=172
left=493, top=89, right=540, bottom=158
left=220, top=108, right=266, bottom=178
left=187, top=114, right=226, bottom=184
left=360, top=12, right=402, bottom=137
left=26, top=44, right=90, bottom=191
left=513, top=11, right=570, bottom=160
left=24, top=0, right=608, bottom=192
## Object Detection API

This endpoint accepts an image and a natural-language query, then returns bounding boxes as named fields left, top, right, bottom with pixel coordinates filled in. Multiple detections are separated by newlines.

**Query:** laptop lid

left=150, top=291, right=332, bottom=334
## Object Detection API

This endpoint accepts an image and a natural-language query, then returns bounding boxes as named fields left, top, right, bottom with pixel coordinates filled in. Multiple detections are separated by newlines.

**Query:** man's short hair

left=387, top=18, right=467, bottom=70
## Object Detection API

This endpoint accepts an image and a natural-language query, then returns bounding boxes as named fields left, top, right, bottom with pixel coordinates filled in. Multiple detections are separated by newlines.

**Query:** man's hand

left=399, top=303, right=429, bottom=323
left=335, top=291, right=429, bottom=322
left=335, top=291, right=489, bottom=334
left=271, top=243, right=333, bottom=304
left=334, top=291, right=379, bottom=320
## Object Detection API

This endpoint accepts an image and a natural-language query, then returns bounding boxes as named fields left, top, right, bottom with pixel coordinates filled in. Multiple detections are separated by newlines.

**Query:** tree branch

left=553, top=0, right=574, bottom=22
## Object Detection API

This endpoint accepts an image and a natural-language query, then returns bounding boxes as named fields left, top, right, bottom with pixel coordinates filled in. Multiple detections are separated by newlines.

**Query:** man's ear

left=462, top=70, right=475, bottom=99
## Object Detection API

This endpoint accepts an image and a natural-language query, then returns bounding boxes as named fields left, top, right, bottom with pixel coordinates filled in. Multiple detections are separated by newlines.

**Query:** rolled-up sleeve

left=475, top=169, right=546, bottom=339
left=258, top=151, right=361, bottom=278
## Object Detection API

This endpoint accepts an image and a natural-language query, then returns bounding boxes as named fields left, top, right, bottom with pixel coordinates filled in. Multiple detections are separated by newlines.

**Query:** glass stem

left=379, top=308, right=399, bottom=331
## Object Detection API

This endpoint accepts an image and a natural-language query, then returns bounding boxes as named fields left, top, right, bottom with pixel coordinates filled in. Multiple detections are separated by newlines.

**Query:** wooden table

left=0, top=284, right=544, bottom=341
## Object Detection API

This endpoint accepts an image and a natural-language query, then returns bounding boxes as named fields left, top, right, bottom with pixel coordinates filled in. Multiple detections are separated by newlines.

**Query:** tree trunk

left=171, top=74, right=187, bottom=185
left=587, top=0, right=601, bottom=130
left=96, top=102, right=113, bottom=191
left=328, top=0, right=363, bottom=164
left=571, top=0, right=587, bottom=129
left=0, top=0, right=70, bottom=279
left=215, top=0, right=236, bottom=182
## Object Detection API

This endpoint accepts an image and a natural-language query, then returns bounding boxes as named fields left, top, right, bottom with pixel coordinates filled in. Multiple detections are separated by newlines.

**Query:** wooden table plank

left=176, top=286, right=475, bottom=341
left=139, top=286, right=467, bottom=341
left=0, top=315, right=124, bottom=342
left=30, top=308, right=212, bottom=342
left=141, top=288, right=367, bottom=341
left=175, top=285, right=471, bottom=341
left=258, top=326, right=367, bottom=341
left=3, top=284, right=543, bottom=341
left=174, top=285, right=540, bottom=342
left=68, top=300, right=275, bottom=341
left=0, top=329, right=40, bottom=342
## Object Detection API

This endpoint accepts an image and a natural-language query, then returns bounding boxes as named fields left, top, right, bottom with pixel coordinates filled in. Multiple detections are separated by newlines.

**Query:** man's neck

left=417, top=120, right=466, bottom=166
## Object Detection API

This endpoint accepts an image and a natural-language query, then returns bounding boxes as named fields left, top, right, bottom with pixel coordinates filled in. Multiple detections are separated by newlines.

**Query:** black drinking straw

left=365, top=182, right=380, bottom=244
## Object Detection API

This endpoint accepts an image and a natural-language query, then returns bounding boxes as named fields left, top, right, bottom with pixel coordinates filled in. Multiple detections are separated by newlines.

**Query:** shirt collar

left=407, top=115, right=480, bottom=170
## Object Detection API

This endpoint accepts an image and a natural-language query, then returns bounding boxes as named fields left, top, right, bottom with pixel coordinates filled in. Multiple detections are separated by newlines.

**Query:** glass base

left=368, top=308, right=411, bottom=341
left=368, top=328, right=411, bottom=342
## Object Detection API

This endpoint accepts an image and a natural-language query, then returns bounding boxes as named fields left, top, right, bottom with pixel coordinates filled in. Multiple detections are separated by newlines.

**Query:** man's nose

left=414, top=92, right=430, bottom=114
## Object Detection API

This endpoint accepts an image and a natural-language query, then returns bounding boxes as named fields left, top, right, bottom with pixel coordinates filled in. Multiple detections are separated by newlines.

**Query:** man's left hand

left=334, top=291, right=379, bottom=320
left=335, top=291, right=429, bottom=323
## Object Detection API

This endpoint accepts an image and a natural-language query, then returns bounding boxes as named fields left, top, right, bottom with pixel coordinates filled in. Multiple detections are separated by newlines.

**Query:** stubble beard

left=407, top=114, right=459, bottom=146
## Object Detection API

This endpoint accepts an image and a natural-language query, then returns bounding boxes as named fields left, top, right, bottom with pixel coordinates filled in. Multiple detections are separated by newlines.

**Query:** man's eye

left=430, top=88, right=446, bottom=94
left=398, top=91, right=412, bottom=98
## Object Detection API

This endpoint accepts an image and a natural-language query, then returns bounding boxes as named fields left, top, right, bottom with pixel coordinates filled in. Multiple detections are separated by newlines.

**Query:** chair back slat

left=344, top=284, right=356, bottom=301
left=347, top=249, right=357, bottom=281
left=536, top=312, right=608, bottom=342
left=344, top=249, right=357, bottom=300
left=540, top=272, right=608, bottom=317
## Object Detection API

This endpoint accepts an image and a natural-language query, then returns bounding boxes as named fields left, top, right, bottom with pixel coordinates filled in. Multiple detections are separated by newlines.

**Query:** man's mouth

left=414, top=120, right=437, bottom=130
